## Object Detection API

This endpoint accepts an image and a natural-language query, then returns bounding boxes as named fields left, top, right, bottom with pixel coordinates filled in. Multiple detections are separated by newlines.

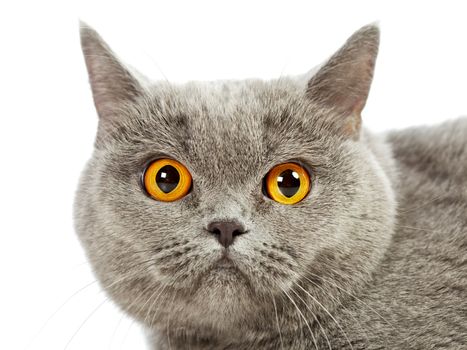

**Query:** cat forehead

left=147, top=78, right=305, bottom=117
left=142, top=78, right=322, bottom=144
left=110, top=78, right=329, bottom=184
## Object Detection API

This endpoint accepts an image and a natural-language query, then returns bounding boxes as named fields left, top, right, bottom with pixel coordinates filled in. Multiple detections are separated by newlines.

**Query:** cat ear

left=80, top=22, right=143, bottom=123
left=306, top=24, right=380, bottom=138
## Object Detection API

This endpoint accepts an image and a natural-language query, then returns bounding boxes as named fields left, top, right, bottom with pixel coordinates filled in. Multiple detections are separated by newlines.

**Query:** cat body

left=315, top=120, right=467, bottom=350
left=146, top=120, right=467, bottom=350
left=75, top=23, right=467, bottom=349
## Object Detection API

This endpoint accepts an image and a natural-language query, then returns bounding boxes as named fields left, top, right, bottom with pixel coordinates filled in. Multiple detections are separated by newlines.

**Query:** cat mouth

left=214, top=251, right=237, bottom=269
left=190, top=251, right=252, bottom=289
left=209, top=251, right=251, bottom=278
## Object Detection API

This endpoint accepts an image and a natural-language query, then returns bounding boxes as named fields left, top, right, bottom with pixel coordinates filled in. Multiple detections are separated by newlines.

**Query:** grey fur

left=75, top=23, right=467, bottom=349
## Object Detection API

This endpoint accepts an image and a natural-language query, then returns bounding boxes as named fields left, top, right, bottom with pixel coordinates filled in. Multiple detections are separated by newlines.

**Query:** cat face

left=75, top=24, right=396, bottom=335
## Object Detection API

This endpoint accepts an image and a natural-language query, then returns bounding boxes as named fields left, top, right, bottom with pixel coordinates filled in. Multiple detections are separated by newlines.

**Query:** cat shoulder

left=387, top=117, right=467, bottom=184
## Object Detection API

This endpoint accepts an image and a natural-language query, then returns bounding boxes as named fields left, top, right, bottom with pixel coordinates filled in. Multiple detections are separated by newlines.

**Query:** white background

left=1, top=1, right=466, bottom=349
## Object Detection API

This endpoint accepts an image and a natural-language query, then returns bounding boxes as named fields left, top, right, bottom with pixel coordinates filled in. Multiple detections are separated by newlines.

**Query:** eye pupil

left=277, top=169, right=301, bottom=198
left=156, top=165, right=180, bottom=193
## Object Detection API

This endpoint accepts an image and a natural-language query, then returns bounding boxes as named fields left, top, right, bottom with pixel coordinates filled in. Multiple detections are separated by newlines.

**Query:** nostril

left=232, top=229, right=244, bottom=237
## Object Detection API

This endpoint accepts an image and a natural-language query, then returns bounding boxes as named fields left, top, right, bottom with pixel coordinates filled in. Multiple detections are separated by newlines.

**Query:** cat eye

left=143, top=159, right=192, bottom=202
left=264, top=162, right=311, bottom=205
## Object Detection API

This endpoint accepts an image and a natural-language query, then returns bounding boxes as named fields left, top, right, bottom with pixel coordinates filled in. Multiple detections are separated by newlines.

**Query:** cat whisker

left=148, top=277, right=182, bottom=349
left=70, top=260, right=91, bottom=268
left=301, top=274, right=371, bottom=347
left=141, top=283, right=170, bottom=328
left=117, top=258, right=157, bottom=274
left=303, top=272, right=395, bottom=331
left=95, top=258, right=157, bottom=293
left=394, top=224, right=449, bottom=235
left=270, top=292, right=285, bottom=350
left=131, top=247, right=163, bottom=255
left=277, top=283, right=319, bottom=350
left=109, top=282, right=155, bottom=350
left=166, top=292, right=177, bottom=350
left=25, top=258, right=157, bottom=350
left=293, top=281, right=353, bottom=350
left=290, top=285, right=332, bottom=350
left=63, top=298, right=109, bottom=350
left=313, top=270, right=416, bottom=348
left=147, top=283, right=171, bottom=329
left=119, top=272, right=171, bottom=349
left=108, top=312, right=125, bottom=350
left=22, top=279, right=98, bottom=350
left=144, top=274, right=186, bottom=342
left=398, top=194, right=446, bottom=214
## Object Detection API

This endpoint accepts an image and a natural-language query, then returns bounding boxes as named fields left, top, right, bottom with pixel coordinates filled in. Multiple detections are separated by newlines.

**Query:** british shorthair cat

left=75, top=23, right=467, bottom=349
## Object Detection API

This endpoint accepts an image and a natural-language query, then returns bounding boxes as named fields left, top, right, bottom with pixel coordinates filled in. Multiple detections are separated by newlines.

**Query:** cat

left=74, top=22, right=467, bottom=349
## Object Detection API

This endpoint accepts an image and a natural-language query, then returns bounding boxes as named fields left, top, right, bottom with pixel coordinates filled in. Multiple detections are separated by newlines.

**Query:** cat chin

left=185, top=253, right=285, bottom=297
left=135, top=280, right=261, bottom=333
left=177, top=260, right=255, bottom=301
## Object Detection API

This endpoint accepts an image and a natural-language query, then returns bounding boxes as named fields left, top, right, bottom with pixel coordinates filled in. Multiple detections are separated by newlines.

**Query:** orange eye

left=143, top=159, right=192, bottom=202
left=264, top=162, right=311, bottom=205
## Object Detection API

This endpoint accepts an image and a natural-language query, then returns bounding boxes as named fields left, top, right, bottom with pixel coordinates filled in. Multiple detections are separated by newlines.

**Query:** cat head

left=74, top=23, right=396, bottom=338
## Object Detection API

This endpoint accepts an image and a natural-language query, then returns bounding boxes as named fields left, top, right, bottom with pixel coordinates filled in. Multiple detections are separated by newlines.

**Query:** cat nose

left=207, top=220, right=246, bottom=248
